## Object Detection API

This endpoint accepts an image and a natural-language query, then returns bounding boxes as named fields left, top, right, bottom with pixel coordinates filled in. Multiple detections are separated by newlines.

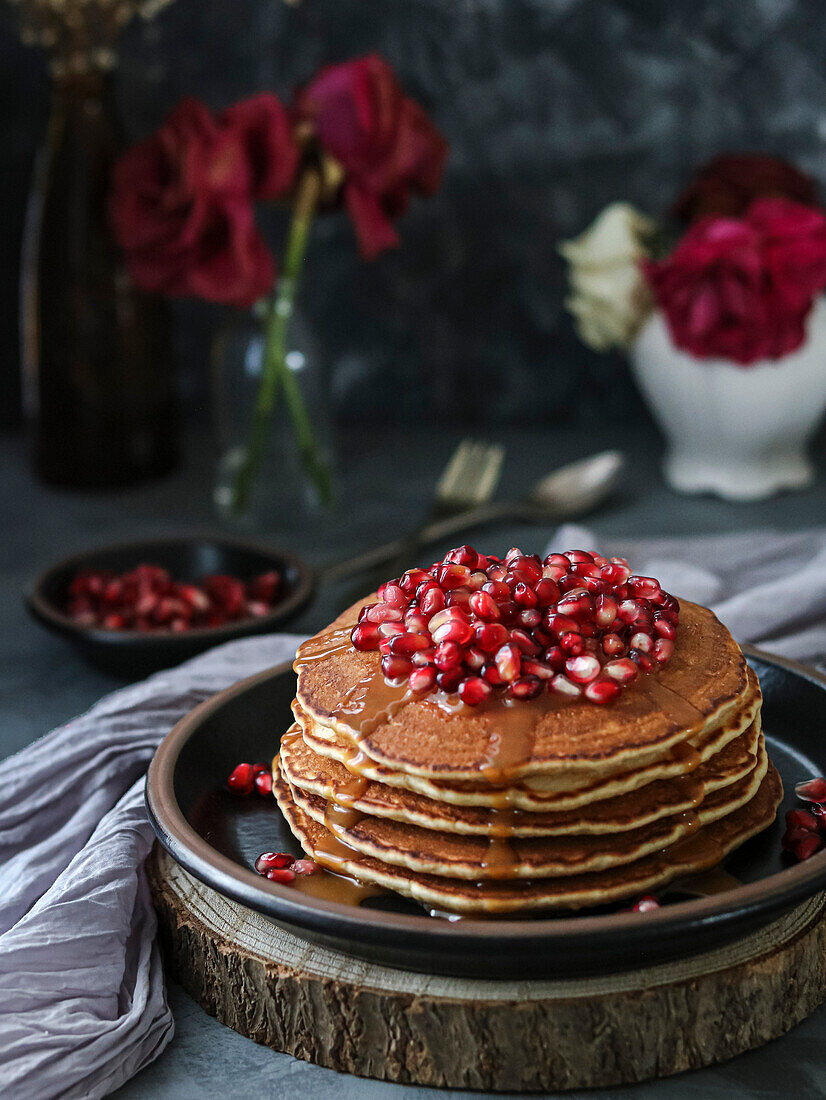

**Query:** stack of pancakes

left=274, top=598, right=782, bottom=914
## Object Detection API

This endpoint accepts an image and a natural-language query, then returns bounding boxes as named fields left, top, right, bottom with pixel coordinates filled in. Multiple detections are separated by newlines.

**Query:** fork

left=320, top=439, right=505, bottom=584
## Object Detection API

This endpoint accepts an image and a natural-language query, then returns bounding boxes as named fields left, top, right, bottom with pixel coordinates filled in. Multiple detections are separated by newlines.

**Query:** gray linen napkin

left=2, top=527, right=826, bottom=1099
left=0, top=634, right=304, bottom=1100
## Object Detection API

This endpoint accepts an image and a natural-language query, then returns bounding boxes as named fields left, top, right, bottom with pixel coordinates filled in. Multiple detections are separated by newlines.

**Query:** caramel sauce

left=291, top=866, right=384, bottom=906
left=668, top=865, right=743, bottom=898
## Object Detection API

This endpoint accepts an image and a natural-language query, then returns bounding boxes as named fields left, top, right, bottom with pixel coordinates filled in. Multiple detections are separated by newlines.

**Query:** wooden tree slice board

left=147, top=844, right=826, bottom=1092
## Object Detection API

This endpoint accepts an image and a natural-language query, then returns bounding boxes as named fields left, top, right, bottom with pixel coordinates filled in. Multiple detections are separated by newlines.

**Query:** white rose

left=559, top=202, right=656, bottom=352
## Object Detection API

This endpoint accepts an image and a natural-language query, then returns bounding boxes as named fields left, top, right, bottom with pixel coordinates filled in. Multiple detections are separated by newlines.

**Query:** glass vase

left=212, top=308, right=335, bottom=531
left=20, top=69, right=177, bottom=488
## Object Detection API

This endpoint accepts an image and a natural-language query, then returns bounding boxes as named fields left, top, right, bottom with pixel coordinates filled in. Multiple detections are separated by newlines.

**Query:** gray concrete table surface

left=2, top=424, right=825, bottom=1099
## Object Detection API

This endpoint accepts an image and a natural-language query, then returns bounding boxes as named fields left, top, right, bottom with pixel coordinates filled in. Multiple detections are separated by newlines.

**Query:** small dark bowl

left=26, top=536, right=315, bottom=676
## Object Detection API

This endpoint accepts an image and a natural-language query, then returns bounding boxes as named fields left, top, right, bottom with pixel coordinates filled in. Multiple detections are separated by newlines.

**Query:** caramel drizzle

left=293, top=623, right=729, bottom=890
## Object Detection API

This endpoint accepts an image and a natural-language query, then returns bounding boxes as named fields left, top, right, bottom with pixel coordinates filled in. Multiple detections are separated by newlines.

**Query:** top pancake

left=295, top=597, right=750, bottom=782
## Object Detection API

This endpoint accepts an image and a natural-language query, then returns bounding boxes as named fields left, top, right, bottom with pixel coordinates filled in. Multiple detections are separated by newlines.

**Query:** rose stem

left=231, top=168, right=333, bottom=514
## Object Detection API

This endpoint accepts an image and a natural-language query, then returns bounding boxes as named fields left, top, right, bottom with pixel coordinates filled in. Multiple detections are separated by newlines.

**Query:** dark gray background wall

left=1, top=0, right=824, bottom=428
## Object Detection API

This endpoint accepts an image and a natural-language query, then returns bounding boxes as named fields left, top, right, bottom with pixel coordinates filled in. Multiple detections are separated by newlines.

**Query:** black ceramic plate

left=26, top=535, right=315, bottom=675
left=146, top=646, right=826, bottom=979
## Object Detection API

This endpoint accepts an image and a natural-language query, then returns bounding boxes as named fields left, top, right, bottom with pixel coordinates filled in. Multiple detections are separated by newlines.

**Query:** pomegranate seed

left=459, top=676, right=492, bottom=706
left=419, top=587, right=446, bottom=615
left=254, top=851, right=294, bottom=873
left=603, top=658, right=639, bottom=684
left=495, top=643, right=522, bottom=682
left=795, top=777, right=826, bottom=802
left=786, top=809, right=820, bottom=832
left=509, top=676, right=542, bottom=700
left=446, top=545, right=481, bottom=568
left=545, top=613, right=580, bottom=637
left=389, top=632, right=432, bottom=656
left=522, top=657, right=553, bottom=679
left=584, top=678, right=622, bottom=704
left=465, top=646, right=486, bottom=671
left=379, top=583, right=408, bottom=610
left=565, top=655, right=601, bottom=683
left=381, top=654, right=414, bottom=680
left=469, top=591, right=501, bottom=620
left=600, top=562, right=631, bottom=585
left=482, top=580, right=510, bottom=602
left=437, top=668, right=463, bottom=692
left=409, top=666, right=437, bottom=692
left=595, top=595, right=618, bottom=628
left=794, top=834, right=824, bottom=861
left=351, top=622, right=381, bottom=650
left=434, top=641, right=464, bottom=670
left=446, top=588, right=471, bottom=607
left=509, top=629, right=541, bottom=656
left=227, top=763, right=255, bottom=795
left=366, top=604, right=403, bottom=624
left=617, top=599, right=642, bottom=623
left=782, top=826, right=815, bottom=851
left=483, top=663, right=506, bottom=686
left=204, top=575, right=245, bottom=616
left=246, top=600, right=271, bottom=619
left=544, top=553, right=571, bottom=570
left=629, top=575, right=661, bottom=600
left=632, top=895, right=660, bottom=913
left=475, top=621, right=509, bottom=652
left=428, top=607, right=466, bottom=630
left=437, top=563, right=472, bottom=589
left=252, top=762, right=269, bottom=775
left=654, top=615, right=677, bottom=640
left=102, top=613, right=125, bottom=630
left=513, top=583, right=538, bottom=608
left=267, top=868, right=296, bottom=884
left=602, top=633, right=625, bottom=656
left=292, top=859, right=319, bottom=875
left=248, top=571, right=282, bottom=603
left=811, top=803, right=826, bottom=826
left=517, top=609, right=542, bottom=628
left=543, top=646, right=566, bottom=670
left=254, top=770, right=273, bottom=796
left=432, top=619, right=474, bottom=645
left=653, top=638, right=675, bottom=664
left=379, top=621, right=405, bottom=638
left=400, top=568, right=430, bottom=594
left=629, top=631, right=654, bottom=653
left=535, top=578, right=560, bottom=606
left=560, top=631, right=584, bottom=656
left=549, top=674, right=581, bottom=697
left=629, top=649, right=655, bottom=672
left=556, top=594, right=593, bottom=620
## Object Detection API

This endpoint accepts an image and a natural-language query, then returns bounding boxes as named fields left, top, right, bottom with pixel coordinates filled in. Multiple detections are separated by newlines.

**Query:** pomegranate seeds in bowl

left=352, top=545, right=680, bottom=707
left=64, top=563, right=284, bottom=633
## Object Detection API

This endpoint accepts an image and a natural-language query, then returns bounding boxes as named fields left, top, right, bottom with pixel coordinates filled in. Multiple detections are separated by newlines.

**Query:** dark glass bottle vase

left=21, top=71, right=177, bottom=489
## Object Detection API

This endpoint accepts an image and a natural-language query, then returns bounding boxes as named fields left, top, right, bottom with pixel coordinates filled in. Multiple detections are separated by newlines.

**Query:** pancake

left=295, top=599, right=751, bottom=783
left=274, top=762, right=783, bottom=913
left=281, top=742, right=769, bottom=880
left=279, top=721, right=763, bottom=837
left=293, top=671, right=761, bottom=811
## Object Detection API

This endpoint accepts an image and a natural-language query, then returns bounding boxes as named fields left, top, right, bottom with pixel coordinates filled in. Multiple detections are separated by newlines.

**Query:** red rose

left=748, top=197, right=826, bottom=313
left=644, top=199, right=826, bottom=364
left=222, top=93, right=299, bottom=202
left=673, top=153, right=819, bottom=225
left=295, top=55, right=448, bottom=259
left=111, top=96, right=297, bottom=308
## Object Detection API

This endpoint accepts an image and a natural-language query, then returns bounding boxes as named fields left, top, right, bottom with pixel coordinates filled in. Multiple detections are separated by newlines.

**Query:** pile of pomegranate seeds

left=351, top=545, right=679, bottom=706
left=64, top=563, right=283, bottom=632
left=254, top=850, right=319, bottom=883
left=782, top=777, right=826, bottom=861
left=227, top=761, right=274, bottom=798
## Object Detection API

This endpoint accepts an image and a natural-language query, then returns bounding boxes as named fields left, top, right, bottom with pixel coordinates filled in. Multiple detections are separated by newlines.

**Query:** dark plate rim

left=26, top=534, right=316, bottom=647
left=145, top=644, right=826, bottom=949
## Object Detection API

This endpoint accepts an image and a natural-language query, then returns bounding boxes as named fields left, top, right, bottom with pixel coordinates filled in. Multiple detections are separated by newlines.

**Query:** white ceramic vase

left=629, top=299, right=826, bottom=501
